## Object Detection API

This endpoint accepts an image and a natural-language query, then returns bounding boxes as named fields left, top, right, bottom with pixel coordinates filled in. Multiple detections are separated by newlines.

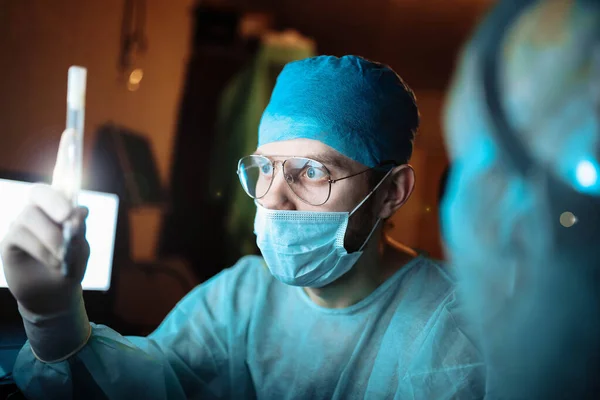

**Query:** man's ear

left=378, top=165, right=415, bottom=219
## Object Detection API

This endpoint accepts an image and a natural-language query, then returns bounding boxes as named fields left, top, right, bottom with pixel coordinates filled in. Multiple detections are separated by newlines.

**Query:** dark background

left=0, top=0, right=493, bottom=331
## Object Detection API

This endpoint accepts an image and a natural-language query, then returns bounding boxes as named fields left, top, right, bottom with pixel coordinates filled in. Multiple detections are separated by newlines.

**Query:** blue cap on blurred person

left=258, top=55, right=419, bottom=168
left=442, top=0, right=600, bottom=398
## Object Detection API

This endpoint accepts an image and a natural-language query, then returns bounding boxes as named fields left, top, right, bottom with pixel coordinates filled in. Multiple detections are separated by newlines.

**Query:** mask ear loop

left=356, top=219, right=383, bottom=252
left=349, top=168, right=396, bottom=252
left=349, top=167, right=395, bottom=217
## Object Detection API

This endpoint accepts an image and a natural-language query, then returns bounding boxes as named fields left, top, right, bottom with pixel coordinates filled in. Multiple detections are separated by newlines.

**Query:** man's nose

left=259, top=168, right=296, bottom=211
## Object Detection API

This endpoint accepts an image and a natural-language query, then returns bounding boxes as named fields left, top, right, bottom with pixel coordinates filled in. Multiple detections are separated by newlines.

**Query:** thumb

left=65, top=207, right=90, bottom=281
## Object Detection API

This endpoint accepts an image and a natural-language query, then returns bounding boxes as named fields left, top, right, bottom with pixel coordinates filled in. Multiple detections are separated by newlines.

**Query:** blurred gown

left=442, top=0, right=600, bottom=397
left=13, top=256, right=485, bottom=399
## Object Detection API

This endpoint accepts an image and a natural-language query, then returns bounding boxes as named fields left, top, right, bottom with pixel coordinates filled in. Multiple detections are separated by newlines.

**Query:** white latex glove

left=0, top=185, right=89, bottom=314
left=0, top=129, right=91, bottom=362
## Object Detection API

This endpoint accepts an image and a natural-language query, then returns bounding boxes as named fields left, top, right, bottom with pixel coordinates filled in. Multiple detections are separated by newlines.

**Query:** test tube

left=62, top=66, right=87, bottom=276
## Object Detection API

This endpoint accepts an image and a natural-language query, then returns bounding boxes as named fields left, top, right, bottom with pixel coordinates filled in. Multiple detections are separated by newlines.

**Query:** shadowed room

left=0, top=0, right=492, bottom=335
left=3, top=0, right=600, bottom=398
left=2, top=0, right=552, bottom=398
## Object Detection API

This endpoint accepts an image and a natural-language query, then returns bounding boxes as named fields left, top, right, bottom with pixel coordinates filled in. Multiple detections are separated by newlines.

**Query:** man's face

left=255, top=138, right=381, bottom=253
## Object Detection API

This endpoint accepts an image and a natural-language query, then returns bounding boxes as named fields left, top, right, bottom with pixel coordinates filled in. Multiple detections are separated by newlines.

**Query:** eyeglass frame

left=236, top=154, right=398, bottom=206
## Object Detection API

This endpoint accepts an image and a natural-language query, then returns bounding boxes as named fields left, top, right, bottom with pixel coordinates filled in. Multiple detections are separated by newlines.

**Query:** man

left=1, top=55, right=484, bottom=399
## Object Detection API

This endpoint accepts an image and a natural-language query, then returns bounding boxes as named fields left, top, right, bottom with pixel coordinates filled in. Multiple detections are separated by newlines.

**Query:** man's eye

left=304, top=167, right=326, bottom=180
left=260, top=164, right=273, bottom=175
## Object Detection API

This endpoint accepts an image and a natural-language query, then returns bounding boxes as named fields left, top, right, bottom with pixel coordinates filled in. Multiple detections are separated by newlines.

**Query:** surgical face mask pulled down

left=253, top=169, right=393, bottom=288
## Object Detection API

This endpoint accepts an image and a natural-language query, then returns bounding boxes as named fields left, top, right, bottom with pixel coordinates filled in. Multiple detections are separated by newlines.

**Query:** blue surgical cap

left=258, top=55, right=419, bottom=168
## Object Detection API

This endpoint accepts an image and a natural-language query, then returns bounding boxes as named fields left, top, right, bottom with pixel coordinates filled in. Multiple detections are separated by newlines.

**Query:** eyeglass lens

left=238, top=155, right=332, bottom=205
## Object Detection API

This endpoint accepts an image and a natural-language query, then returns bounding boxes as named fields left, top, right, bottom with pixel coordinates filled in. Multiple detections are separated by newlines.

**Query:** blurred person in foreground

left=0, top=55, right=485, bottom=399
left=442, top=0, right=600, bottom=397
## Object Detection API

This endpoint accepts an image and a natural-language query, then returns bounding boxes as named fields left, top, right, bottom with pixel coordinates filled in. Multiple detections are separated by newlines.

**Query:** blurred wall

left=0, top=0, right=194, bottom=262
left=388, top=91, right=448, bottom=259
left=0, top=0, right=490, bottom=262
left=0, top=0, right=193, bottom=185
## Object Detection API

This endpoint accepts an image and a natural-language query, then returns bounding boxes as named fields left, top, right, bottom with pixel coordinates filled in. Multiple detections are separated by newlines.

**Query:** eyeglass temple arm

left=330, top=160, right=398, bottom=184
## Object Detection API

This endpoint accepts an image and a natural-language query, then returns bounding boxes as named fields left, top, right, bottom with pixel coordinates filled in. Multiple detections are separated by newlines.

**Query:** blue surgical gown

left=13, top=255, right=485, bottom=399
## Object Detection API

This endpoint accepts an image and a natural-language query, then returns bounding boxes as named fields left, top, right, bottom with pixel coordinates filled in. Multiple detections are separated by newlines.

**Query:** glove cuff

left=18, top=293, right=91, bottom=363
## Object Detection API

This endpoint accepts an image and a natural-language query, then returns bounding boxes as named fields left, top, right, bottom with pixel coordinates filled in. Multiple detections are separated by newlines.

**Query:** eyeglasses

left=237, top=155, right=396, bottom=206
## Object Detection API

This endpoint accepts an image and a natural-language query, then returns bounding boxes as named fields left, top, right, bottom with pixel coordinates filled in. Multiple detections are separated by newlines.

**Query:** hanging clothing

left=208, top=36, right=316, bottom=264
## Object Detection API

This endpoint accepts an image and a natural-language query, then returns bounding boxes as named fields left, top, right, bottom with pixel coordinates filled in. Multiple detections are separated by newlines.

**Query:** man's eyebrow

left=305, top=153, right=348, bottom=171
left=251, top=151, right=349, bottom=171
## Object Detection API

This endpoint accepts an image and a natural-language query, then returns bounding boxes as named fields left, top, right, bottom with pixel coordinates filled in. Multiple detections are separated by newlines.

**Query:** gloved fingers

left=0, top=223, right=62, bottom=271
left=18, top=205, right=64, bottom=262
left=29, top=183, right=73, bottom=224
